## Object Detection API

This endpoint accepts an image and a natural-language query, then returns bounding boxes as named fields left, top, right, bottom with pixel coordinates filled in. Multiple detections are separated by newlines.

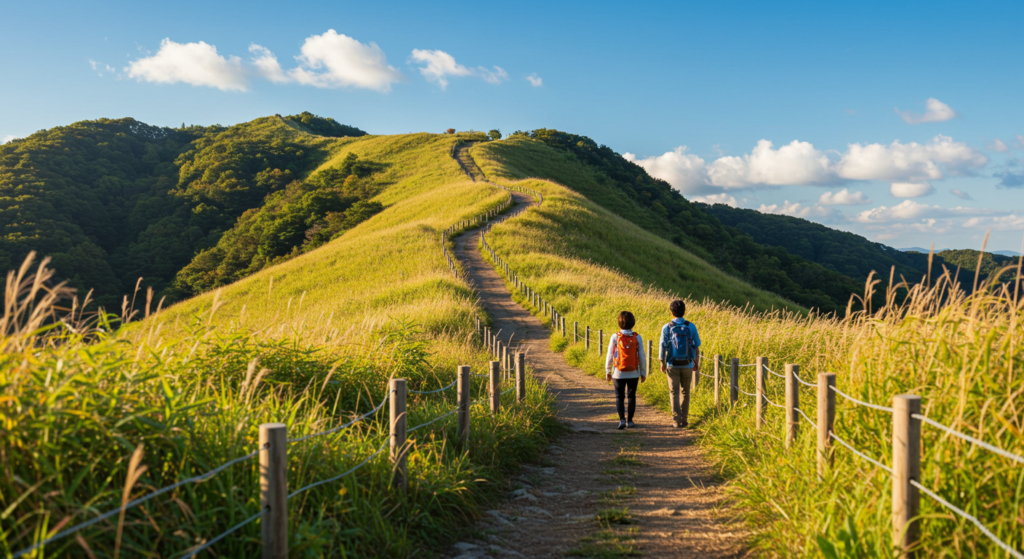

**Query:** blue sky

left=2, top=0, right=1023, bottom=252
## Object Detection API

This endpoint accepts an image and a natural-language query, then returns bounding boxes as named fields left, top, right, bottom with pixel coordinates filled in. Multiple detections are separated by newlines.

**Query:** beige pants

left=667, top=367, right=693, bottom=423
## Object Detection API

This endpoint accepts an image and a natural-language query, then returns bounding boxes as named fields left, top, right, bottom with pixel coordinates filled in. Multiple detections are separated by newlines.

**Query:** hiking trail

left=443, top=145, right=747, bottom=558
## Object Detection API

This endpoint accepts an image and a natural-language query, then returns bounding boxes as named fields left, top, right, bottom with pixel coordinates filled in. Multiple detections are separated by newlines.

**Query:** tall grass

left=1, top=131, right=561, bottom=557
left=471, top=141, right=1024, bottom=557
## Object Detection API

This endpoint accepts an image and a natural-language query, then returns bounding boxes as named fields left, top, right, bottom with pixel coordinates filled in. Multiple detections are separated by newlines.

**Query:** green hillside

left=495, top=131, right=861, bottom=314
left=0, top=113, right=365, bottom=307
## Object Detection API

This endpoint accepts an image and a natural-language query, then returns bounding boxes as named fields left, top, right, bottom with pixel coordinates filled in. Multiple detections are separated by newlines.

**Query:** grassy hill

left=1, top=129, right=559, bottom=558
left=470, top=138, right=1024, bottom=557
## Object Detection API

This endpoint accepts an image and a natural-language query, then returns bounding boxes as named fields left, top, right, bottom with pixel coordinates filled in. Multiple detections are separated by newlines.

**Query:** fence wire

left=11, top=447, right=262, bottom=559
left=407, top=407, right=460, bottom=433
left=829, top=385, right=895, bottom=413
left=288, top=396, right=389, bottom=444
left=180, top=509, right=265, bottom=559
left=409, top=378, right=459, bottom=395
left=913, top=413, right=1024, bottom=466
left=793, top=373, right=818, bottom=388
left=795, top=407, right=818, bottom=429
left=909, top=479, right=1024, bottom=559
left=763, top=394, right=786, bottom=409
left=829, top=430, right=892, bottom=474
left=288, top=439, right=389, bottom=500
left=764, top=365, right=786, bottom=379
left=732, top=383, right=757, bottom=398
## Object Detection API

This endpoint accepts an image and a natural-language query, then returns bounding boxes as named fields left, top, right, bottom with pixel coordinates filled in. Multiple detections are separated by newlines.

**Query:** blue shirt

left=659, top=318, right=701, bottom=368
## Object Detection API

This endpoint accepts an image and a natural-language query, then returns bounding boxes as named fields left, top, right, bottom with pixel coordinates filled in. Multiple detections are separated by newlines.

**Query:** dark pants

left=613, top=377, right=639, bottom=421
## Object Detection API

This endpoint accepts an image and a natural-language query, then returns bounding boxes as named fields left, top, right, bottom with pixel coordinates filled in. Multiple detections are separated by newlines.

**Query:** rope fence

left=464, top=156, right=1022, bottom=558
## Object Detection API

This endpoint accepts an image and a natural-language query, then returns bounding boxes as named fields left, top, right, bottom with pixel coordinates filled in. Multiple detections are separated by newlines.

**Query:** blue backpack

left=667, top=320, right=694, bottom=366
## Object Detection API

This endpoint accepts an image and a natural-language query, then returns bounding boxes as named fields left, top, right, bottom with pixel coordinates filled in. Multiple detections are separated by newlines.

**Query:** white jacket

left=604, top=330, right=648, bottom=380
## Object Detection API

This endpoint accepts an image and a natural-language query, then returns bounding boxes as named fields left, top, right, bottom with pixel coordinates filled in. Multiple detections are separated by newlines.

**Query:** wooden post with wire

left=714, top=355, right=722, bottom=411
left=389, top=378, right=407, bottom=490
left=489, top=361, right=500, bottom=415
left=574, top=321, right=578, bottom=343
left=784, top=364, right=800, bottom=449
left=457, top=365, right=471, bottom=448
left=515, top=352, right=526, bottom=403
left=647, top=338, right=653, bottom=377
left=586, top=326, right=591, bottom=351
left=892, top=394, right=921, bottom=559
left=259, top=422, right=288, bottom=559
left=817, top=373, right=836, bottom=476
left=599, top=329, right=604, bottom=355
left=730, top=357, right=739, bottom=407
left=755, top=356, right=767, bottom=430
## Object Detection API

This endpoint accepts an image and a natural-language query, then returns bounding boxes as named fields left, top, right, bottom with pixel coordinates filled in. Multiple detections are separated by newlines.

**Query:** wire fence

left=723, top=357, right=1023, bottom=557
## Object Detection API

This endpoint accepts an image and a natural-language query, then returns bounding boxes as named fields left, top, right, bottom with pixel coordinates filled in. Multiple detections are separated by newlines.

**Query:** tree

left=488, top=129, right=502, bottom=141
left=445, top=128, right=456, bottom=134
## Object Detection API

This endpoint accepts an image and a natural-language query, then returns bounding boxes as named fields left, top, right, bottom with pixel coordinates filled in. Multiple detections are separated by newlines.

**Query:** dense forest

left=0, top=112, right=368, bottom=308
left=704, top=204, right=1020, bottom=288
left=518, top=129, right=862, bottom=313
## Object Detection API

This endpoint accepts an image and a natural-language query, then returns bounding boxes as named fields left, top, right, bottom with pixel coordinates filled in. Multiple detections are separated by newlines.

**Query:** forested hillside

left=705, top=204, right=1020, bottom=287
left=0, top=113, right=366, bottom=307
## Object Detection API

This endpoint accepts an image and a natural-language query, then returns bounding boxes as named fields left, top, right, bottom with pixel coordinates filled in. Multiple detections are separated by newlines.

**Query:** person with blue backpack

left=659, top=299, right=701, bottom=428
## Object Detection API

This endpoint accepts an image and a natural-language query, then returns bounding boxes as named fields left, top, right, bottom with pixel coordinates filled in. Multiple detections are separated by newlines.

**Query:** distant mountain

left=901, top=247, right=1020, bottom=258
left=899, top=246, right=947, bottom=254
left=993, top=250, right=1022, bottom=257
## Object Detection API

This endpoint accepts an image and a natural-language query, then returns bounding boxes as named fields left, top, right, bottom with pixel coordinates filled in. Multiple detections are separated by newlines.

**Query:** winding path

left=445, top=147, right=747, bottom=558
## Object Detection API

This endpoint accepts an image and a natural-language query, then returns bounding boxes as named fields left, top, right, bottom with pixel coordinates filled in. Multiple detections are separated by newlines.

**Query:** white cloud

left=854, top=200, right=999, bottom=224
left=477, top=66, right=509, bottom=84
left=627, top=135, right=987, bottom=196
left=623, top=146, right=710, bottom=194
left=409, top=49, right=508, bottom=88
left=2, top=135, right=18, bottom=144
left=757, top=200, right=841, bottom=221
left=836, top=135, right=987, bottom=183
left=692, top=193, right=738, bottom=206
left=989, top=138, right=1009, bottom=153
left=818, top=188, right=871, bottom=205
left=1015, top=135, right=1024, bottom=150
left=962, top=214, right=1024, bottom=231
left=289, top=30, right=402, bottom=91
left=126, top=38, right=247, bottom=91
left=950, top=188, right=972, bottom=200
left=526, top=73, right=543, bottom=87
left=410, top=49, right=472, bottom=89
left=88, top=59, right=117, bottom=77
left=890, top=182, right=935, bottom=198
left=249, top=44, right=289, bottom=83
left=706, top=139, right=834, bottom=188
left=895, top=97, right=958, bottom=124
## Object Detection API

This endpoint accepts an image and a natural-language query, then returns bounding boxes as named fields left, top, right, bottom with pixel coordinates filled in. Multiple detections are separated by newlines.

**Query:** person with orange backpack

left=604, top=311, right=648, bottom=429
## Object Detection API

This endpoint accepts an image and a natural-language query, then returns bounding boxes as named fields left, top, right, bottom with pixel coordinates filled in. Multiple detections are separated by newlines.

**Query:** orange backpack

left=614, top=333, right=639, bottom=371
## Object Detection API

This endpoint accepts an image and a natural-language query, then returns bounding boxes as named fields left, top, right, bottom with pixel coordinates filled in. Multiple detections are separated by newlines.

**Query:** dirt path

left=444, top=148, right=747, bottom=559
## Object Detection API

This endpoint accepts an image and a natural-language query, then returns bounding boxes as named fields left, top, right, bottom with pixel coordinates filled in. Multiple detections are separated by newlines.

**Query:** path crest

left=443, top=147, right=746, bottom=558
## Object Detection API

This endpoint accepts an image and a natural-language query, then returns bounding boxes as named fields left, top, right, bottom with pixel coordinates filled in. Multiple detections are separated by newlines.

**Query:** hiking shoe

left=617, top=420, right=627, bottom=430
left=673, top=421, right=682, bottom=428
left=679, top=420, right=689, bottom=428
left=626, top=421, right=636, bottom=429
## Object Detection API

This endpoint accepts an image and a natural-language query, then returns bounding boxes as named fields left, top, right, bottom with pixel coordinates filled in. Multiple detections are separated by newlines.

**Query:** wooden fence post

left=390, top=378, right=407, bottom=490
left=515, top=352, right=526, bottom=403
left=259, top=423, right=288, bottom=559
left=893, top=394, right=922, bottom=558
left=784, top=364, right=799, bottom=449
left=586, top=326, right=590, bottom=351
left=692, top=349, right=700, bottom=391
left=730, top=357, right=739, bottom=407
left=755, top=356, right=767, bottom=430
left=714, top=355, right=721, bottom=411
left=489, top=361, right=500, bottom=415
left=561, top=317, right=566, bottom=337
left=599, top=329, right=604, bottom=355
left=817, top=373, right=836, bottom=477
left=457, top=365, right=471, bottom=448
left=647, top=338, right=653, bottom=377
left=484, top=327, right=490, bottom=352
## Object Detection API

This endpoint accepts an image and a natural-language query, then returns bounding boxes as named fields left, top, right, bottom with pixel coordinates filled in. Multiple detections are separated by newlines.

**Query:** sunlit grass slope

left=1, top=131, right=559, bottom=558
left=472, top=138, right=1024, bottom=558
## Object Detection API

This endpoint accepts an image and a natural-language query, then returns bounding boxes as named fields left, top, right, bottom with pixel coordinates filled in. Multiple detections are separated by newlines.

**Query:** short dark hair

left=617, top=311, right=635, bottom=330
left=669, top=300, right=686, bottom=317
